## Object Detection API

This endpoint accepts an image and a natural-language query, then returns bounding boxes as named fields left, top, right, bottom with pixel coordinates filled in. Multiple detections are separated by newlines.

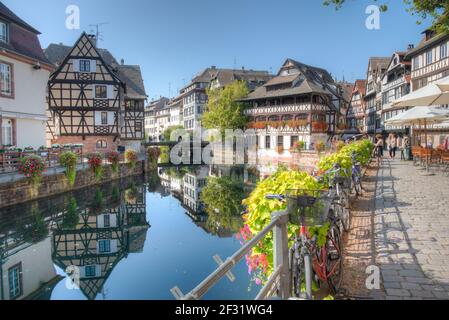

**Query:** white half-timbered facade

left=381, top=52, right=411, bottom=133
left=45, top=33, right=147, bottom=153
left=242, top=58, right=347, bottom=154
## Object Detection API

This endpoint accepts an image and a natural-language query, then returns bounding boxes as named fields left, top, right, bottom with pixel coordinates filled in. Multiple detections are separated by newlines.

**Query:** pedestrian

left=388, top=134, right=397, bottom=159
left=374, top=134, right=384, bottom=165
left=401, top=136, right=409, bottom=161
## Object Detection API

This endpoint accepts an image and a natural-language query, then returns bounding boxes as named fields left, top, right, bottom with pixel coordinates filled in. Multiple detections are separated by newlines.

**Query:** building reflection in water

left=156, top=165, right=260, bottom=238
left=0, top=177, right=149, bottom=300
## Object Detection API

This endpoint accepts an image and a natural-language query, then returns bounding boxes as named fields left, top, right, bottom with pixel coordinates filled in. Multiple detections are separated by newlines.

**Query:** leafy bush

left=125, top=149, right=138, bottom=170
left=242, top=168, right=322, bottom=280
left=317, top=139, right=374, bottom=176
left=59, top=151, right=78, bottom=186
left=18, top=155, right=46, bottom=185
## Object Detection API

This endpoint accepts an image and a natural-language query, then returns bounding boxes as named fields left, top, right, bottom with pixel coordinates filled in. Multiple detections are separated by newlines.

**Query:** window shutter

left=94, top=111, right=101, bottom=125
left=110, top=240, right=118, bottom=253
left=96, top=215, right=104, bottom=228
left=107, top=85, right=113, bottom=99
left=110, top=214, right=117, bottom=227
left=108, top=112, right=115, bottom=125
left=72, top=59, right=79, bottom=72
left=90, top=60, right=97, bottom=73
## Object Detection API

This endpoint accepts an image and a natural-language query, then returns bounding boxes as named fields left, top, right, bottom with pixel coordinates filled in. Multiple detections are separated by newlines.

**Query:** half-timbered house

left=52, top=183, right=148, bottom=300
left=242, top=58, right=346, bottom=154
left=0, top=2, right=54, bottom=149
left=364, top=57, right=389, bottom=136
left=405, top=29, right=449, bottom=145
left=45, top=33, right=147, bottom=153
left=346, top=80, right=367, bottom=133
left=381, top=52, right=411, bottom=134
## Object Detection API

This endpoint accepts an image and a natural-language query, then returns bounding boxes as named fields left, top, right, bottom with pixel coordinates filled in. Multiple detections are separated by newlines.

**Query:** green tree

left=323, top=0, right=449, bottom=33
left=202, top=80, right=250, bottom=135
left=200, top=176, right=245, bottom=217
left=162, top=125, right=184, bottom=142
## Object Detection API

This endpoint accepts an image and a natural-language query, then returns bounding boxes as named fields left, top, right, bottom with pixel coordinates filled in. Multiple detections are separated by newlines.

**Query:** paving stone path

left=341, top=159, right=449, bottom=300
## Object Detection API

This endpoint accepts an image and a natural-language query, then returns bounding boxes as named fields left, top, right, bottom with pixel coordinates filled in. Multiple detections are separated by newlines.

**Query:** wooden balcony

left=244, top=103, right=328, bottom=116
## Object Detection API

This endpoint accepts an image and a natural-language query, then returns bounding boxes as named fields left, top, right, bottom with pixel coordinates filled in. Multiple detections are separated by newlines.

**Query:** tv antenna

left=89, top=22, right=109, bottom=45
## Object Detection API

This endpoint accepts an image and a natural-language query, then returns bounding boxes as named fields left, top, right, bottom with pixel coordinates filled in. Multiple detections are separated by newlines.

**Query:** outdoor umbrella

left=436, top=75, right=449, bottom=92
left=392, top=78, right=449, bottom=107
left=386, top=107, right=449, bottom=174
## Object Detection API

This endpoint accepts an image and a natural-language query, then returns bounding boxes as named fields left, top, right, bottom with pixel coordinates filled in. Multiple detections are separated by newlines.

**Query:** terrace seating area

left=411, top=146, right=449, bottom=175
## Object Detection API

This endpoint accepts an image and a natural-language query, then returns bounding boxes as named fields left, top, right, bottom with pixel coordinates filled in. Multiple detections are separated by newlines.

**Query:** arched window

left=96, top=140, right=107, bottom=149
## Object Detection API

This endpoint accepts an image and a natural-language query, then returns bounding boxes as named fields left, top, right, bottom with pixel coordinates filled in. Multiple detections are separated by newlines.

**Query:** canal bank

left=0, top=161, right=145, bottom=209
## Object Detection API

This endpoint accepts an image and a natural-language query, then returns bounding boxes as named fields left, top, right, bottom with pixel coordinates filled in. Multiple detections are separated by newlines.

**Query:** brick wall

left=52, top=136, right=118, bottom=154
left=0, top=161, right=143, bottom=208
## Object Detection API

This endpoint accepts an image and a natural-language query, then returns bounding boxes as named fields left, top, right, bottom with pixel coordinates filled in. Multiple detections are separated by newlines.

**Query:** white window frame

left=94, top=85, right=108, bottom=99
left=426, top=50, right=433, bottom=66
left=441, top=43, right=448, bottom=60
left=0, top=21, right=8, bottom=43
left=0, top=62, right=12, bottom=96
left=79, top=59, right=91, bottom=72
left=1, top=119, right=13, bottom=146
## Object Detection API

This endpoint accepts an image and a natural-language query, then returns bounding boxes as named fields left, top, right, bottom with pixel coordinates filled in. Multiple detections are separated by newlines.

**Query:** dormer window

left=0, top=21, right=8, bottom=42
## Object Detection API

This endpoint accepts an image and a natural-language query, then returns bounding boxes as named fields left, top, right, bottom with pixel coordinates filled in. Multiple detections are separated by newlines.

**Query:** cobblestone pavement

left=341, top=159, right=449, bottom=300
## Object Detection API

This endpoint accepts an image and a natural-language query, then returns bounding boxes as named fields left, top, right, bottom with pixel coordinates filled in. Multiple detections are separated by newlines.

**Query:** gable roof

left=405, top=32, right=449, bottom=59
left=45, top=35, right=147, bottom=100
left=0, top=2, right=52, bottom=66
left=243, top=58, right=340, bottom=101
left=182, top=67, right=271, bottom=92
left=0, top=1, right=40, bottom=34
left=368, top=57, right=390, bottom=73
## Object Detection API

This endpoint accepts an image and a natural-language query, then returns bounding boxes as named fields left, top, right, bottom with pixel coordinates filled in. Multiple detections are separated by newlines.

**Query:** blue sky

left=4, top=0, right=430, bottom=101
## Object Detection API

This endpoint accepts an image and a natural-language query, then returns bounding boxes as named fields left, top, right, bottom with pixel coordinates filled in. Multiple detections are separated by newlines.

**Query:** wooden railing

left=0, top=147, right=84, bottom=174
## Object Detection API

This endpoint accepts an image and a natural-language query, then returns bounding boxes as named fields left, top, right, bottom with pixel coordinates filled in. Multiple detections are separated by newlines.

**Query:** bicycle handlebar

left=265, top=194, right=285, bottom=201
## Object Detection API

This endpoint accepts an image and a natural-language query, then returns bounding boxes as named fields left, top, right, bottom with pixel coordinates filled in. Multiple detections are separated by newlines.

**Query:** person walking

left=401, top=136, right=409, bottom=161
left=388, top=134, right=397, bottom=159
left=374, top=134, right=384, bottom=165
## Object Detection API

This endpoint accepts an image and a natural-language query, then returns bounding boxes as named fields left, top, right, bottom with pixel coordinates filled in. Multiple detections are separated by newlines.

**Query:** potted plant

left=315, top=140, right=326, bottom=153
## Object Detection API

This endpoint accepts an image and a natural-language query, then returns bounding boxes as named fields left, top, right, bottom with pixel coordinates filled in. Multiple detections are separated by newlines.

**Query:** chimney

left=242, top=66, right=245, bottom=71
left=408, top=44, right=415, bottom=50
left=88, top=34, right=97, bottom=47
left=121, top=59, right=124, bottom=65
left=211, top=65, right=216, bottom=70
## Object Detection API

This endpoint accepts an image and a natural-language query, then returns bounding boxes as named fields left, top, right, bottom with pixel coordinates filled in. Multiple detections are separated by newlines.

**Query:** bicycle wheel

left=291, top=242, right=305, bottom=298
left=326, top=223, right=343, bottom=294
left=304, top=253, right=313, bottom=300
left=334, top=203, right=350, bottom=233
left=353, top=176, right=362, bottom=196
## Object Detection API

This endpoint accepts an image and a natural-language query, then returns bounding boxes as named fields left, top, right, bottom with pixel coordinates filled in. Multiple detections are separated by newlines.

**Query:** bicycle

left=266, top=190, right=343, bottom=299
left=318, top=164, right=351, bottom=233
left=351, top=152, right=363, bottom=196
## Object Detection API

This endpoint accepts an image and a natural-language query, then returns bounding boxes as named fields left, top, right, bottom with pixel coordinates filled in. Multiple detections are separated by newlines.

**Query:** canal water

left=0, top=165, right=262, bottom=300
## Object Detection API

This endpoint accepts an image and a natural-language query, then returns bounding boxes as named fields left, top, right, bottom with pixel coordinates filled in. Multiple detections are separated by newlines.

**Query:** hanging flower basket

left=18, top=155, right=46, bottom=185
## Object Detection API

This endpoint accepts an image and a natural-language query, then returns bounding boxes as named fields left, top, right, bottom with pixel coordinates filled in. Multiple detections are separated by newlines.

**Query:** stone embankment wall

left=0, top=161, right=144, bottom=208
